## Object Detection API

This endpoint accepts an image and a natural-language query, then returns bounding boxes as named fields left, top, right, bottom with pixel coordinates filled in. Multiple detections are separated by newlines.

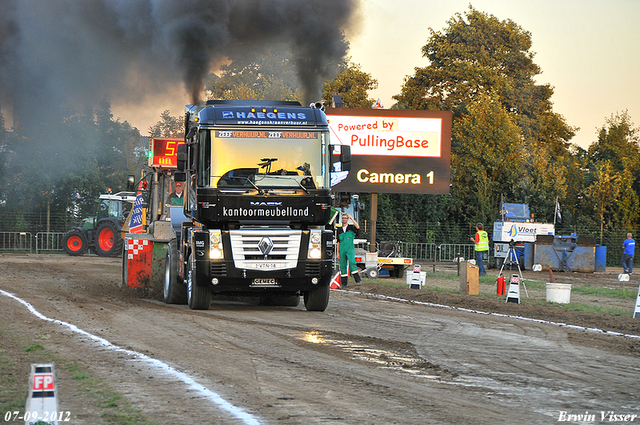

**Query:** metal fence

left=397, top=242, right=437, bottom=261
left=357, top=240, right=476, bottom=263
left=0, top=232, right=33, bottom=253
left=0, top=232, right=68, bottom=254
left=398, top=242, right=475, bottom=263
left=35, top=232, right=66, bottom=254
left=0, top=225, right=630, bottom=267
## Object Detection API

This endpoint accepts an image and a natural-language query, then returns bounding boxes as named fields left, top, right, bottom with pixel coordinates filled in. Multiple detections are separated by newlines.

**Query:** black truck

left=163, top=100, right=351, bottom=311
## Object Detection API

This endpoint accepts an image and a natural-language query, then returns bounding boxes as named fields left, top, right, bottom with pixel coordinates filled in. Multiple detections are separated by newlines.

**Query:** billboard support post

left=370, top=193, right=378, bottom=253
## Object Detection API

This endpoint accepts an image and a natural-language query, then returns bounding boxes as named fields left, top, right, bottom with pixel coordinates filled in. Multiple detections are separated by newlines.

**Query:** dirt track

left=1, top=254, right=640, bottom=424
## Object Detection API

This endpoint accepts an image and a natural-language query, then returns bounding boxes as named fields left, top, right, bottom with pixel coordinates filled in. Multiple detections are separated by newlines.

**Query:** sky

left=110, top=0, right=640, bottom=150
left=345, top=0, right=640, bottom=149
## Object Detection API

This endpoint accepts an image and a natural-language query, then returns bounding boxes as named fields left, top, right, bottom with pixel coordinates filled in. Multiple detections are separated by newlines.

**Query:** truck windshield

left=204, top=130, right=329, bottom=190
left=503, top=203, right=530, bottom=221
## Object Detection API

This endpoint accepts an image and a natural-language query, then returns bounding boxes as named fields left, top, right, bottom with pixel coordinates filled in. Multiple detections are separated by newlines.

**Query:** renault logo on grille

left=258, top=237, right=274, bottom=256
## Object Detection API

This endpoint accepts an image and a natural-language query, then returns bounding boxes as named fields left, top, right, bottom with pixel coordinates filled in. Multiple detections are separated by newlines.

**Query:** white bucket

left=406, top=271, right=426, bottom=286
left=546, top=283, right=571, bottom=304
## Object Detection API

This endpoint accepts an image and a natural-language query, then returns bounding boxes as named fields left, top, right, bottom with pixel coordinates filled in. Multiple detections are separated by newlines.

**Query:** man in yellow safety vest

left=470, top=223, right=489, bottom=276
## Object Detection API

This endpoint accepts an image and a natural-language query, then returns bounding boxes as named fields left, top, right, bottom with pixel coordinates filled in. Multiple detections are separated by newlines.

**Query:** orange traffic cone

left=330, top=271, right=341, bottom=289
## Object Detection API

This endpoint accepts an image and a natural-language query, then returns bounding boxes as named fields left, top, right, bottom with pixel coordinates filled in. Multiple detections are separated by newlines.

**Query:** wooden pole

left=370, top=193, right=378, bottom=252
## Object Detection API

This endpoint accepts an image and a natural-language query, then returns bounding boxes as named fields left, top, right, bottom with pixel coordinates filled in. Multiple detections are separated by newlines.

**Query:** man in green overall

left=337, top=213, right=362, bottom=287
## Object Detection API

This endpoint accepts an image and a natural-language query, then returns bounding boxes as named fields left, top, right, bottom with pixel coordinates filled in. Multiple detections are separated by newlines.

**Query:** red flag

left=129, top=181, right=146, bottom=234
left=330, top=271, right=341, bottom=289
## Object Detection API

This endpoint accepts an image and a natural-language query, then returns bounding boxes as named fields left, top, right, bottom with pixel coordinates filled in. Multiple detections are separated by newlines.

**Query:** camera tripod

left=497, top=243, right=529, bottom=299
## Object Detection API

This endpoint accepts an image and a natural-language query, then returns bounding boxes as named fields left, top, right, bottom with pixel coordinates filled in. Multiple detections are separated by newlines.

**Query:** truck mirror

left=330, top=145, right=351, bottom=172
left=177, top=144, right=187, bottom=171
left=340, top=145, right=351, bottom=172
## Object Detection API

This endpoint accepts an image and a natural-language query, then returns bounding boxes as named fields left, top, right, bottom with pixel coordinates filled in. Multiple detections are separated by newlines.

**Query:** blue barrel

left=595, top=245, right=607, bottom=272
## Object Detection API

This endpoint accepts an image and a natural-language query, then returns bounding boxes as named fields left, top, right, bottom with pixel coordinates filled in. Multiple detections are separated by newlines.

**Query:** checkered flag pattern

left=127, top=239, right=150, bottom=260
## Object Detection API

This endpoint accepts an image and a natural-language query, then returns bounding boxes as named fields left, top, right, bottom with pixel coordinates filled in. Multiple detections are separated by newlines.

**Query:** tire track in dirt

left=0, top=288, right=262, bottom=425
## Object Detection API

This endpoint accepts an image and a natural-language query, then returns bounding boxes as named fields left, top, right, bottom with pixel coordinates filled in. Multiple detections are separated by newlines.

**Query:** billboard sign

left=326, top=108, right=451, bottom=194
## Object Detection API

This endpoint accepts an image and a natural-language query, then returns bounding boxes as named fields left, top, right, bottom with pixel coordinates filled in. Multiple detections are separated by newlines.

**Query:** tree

left=393, top=6, right=575, bottom=224
left=322, top=60, right=378, bottom=108
left=205, top=44, right=304, bottom=102
left=586, top=111, right=640, bottom=229
left=583, top=161, right=620, bottom=243
left=588, top=111, right=639, bottom=173
left=451, top=93, right=524, bottom=223
left=0, top=99, right=144, bottom=230
left=394, top=7, right=542, bottom=113
left=149, top=110, right=184, bottom=138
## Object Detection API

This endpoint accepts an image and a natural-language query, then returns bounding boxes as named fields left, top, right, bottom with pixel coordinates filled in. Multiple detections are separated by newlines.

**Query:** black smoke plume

left=0, top=0, right=359, bottom=123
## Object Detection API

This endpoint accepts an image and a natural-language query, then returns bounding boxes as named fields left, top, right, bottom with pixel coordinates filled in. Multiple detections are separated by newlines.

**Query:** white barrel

left=546, top=283, right=571, bottom=304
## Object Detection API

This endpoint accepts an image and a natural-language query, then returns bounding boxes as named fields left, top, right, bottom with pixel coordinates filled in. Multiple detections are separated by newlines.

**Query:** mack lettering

left=250, top=201, right=283, bottom=207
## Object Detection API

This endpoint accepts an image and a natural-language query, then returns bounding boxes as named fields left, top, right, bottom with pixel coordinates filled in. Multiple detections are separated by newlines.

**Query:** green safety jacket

left=475, top=230, right=489, bottom=252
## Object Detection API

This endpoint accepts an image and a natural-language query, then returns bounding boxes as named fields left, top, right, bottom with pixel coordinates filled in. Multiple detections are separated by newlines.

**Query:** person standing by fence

left=622, top=233, right=635, bottom=275
left=470, top=223, right=489, bottom=276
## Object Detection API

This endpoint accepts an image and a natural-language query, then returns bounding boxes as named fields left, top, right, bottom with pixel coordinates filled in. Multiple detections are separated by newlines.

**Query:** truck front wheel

left=164, top=241, right=187, bottom=304
left=303, top=284, right=330, bottom=312
left=186, top=255, right=212, bottom=310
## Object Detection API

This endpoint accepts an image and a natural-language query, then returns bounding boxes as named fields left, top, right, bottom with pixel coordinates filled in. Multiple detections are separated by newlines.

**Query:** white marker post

left=25, top=363, right=59, bottom=425
left=506, top=274, right=521, bottom=304
left=409, top=264, right=422, bottom=289
left=634, top=285, right=640, bottom=319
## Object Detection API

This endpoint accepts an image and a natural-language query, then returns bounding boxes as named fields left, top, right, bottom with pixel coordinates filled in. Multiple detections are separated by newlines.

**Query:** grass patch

left=525, top=298, right=630, bottom=316
left=24, top=344, right=45, bottom=352
left=572, top=285, right=637, bottom=299
left=361, top=272, right=634, bottom=318
left=563, top=303, right=629, bottom=316
left=0, top=325, right=156, bottom=425
left=63, top=361, right=154, bottom=424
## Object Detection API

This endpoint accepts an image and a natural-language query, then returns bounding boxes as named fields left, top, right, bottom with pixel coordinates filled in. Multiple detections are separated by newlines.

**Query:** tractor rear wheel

left=62, top=230, right=88, bottom=256
left=95, top=222, right=123, bottom=257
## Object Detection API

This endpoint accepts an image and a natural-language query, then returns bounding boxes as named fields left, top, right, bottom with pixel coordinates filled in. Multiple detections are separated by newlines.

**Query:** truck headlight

left=309, top=247, right=322, bottom=259
left=210, top=230, right=224, bottom=260
left=308, top=229, right=322, bottom=260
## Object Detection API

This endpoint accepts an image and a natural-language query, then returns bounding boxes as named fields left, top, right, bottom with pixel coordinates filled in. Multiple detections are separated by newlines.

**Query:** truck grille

left=305, top=263, right=321, bottom=276
left=210, top=262, right=227, bottom=276
left=229, top=229, right=301, bottom=270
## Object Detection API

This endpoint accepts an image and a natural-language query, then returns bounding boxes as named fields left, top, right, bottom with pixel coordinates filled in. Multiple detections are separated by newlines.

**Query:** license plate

left=252, top=278, right=278, bottom=286
left=250, top=263, right=278, bottom=269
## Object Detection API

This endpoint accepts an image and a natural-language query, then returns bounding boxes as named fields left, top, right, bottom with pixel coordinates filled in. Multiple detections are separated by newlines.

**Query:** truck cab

left=164, top=100, right=351, bottom=311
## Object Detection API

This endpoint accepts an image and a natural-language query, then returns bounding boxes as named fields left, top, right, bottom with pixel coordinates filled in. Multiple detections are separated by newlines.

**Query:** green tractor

left=62, top=192, right=136, bottom=257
